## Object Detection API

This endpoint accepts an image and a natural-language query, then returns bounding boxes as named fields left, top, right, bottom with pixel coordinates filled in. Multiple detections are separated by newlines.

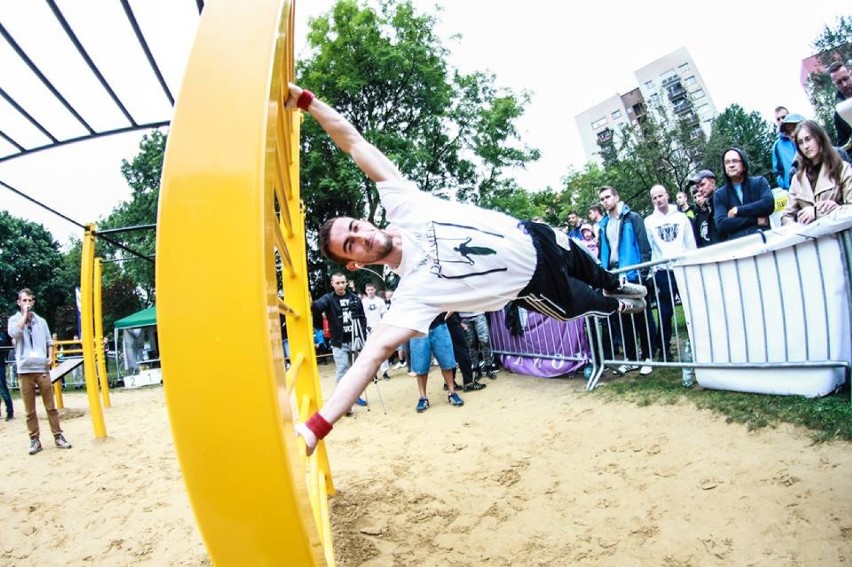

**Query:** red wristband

left=296, top=89, right=314, bottom=111
left=305, top=412, right=333, bottom=440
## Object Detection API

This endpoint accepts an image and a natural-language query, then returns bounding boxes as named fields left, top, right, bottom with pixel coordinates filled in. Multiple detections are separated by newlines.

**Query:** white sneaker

left=613, top=364, right=639, bottom=375
left=617, top=297, right=646, bottom=314
left=640, top=359, right=653, bottom=375
left=394, top=361, right=406, bottom=369
left=604, top=282, right=647, bottom=298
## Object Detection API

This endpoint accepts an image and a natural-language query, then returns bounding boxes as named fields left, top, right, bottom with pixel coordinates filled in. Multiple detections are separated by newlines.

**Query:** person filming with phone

left=7, top=288, right=72, bottom=455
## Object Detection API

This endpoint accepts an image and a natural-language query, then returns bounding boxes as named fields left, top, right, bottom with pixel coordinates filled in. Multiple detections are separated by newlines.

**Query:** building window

left=591, top=117, right=607, bottom=129
left=678, top=63, right=690, bottom=73
left=644, top=81, right=654, bottom=90
left=611, top=109, right=622, bottom=120
left=692, top=89, right=706, bottom=101
left=684, top=75, right=696, bottom=86
left=649, top=93, right=660, bottom=105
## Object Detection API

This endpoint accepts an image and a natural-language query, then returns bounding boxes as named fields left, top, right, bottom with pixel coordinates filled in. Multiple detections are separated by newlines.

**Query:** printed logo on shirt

left=426, top=222, right=508, bottom=280
left=656, top=223, right=681, bottom=243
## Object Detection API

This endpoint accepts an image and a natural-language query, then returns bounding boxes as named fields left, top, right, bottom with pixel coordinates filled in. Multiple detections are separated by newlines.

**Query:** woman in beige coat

left=781, top=120, right=852, bottom=225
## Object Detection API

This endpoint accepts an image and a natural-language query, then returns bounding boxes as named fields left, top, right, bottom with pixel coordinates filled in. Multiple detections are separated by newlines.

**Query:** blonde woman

left=781, top=120, right=852, bottom=225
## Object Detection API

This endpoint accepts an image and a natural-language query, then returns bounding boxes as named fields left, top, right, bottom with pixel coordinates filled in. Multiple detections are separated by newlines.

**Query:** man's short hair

left=18, top=288, right=34, bottom=299
left=774, top=105, right=788, bottom=114
left=598, top=185, right=618, bottom=197
left=318, top=218, right=347, bottom=264
left=330, top=272, right=346, bottom=282
left=588, top=204, right=603, bottom=215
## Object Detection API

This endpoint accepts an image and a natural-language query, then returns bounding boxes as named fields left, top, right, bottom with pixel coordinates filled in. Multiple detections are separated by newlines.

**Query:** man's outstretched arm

left=296, top=322, right=418, bottom=455
left=285, top=83, right=403, bottom=184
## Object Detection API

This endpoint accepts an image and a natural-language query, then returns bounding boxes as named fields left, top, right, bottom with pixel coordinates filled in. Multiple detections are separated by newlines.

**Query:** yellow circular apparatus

left=156, top=0, right=335, bottom=564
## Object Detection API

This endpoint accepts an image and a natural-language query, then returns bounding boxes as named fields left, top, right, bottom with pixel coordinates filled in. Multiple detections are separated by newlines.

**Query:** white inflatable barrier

left=674, top=206, right=852, bottom=397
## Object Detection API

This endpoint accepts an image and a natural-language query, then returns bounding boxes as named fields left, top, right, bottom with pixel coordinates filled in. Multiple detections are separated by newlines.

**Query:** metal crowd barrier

left=489, top=218, right=852, bottom=398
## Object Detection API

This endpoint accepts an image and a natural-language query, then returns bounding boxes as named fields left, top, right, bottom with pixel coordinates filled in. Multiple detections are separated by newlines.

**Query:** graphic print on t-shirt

left=428, top=222, right=508, bottom=279
left=655, top=223, right=681, bottom=243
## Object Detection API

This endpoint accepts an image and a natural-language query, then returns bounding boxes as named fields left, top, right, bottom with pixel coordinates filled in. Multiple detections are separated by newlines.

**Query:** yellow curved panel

left=156, top=0, right=333, bottom=564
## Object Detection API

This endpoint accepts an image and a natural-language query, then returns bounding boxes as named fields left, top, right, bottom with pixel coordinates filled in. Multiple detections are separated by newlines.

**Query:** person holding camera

left=311, top=274, right=369, bottom=411
left=7, top=288, right=72, bottom=455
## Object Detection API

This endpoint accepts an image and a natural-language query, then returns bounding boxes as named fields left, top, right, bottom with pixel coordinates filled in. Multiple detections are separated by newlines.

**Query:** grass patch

left=595, top=367, right=852, bottom=443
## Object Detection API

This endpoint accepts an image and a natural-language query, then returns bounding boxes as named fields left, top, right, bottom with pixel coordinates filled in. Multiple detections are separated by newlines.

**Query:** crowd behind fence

left=491, top=219, right=852, bottom=398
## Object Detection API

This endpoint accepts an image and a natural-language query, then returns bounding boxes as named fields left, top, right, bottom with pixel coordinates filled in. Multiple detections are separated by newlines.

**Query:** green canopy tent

left=114, top=307, right=159, bottom=374
left=114, top=307, right=157, bottom=330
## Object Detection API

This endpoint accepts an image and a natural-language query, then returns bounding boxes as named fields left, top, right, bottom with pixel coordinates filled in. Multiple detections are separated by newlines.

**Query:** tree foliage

left=703, top=104, right=775, bottom=182
left=99, top=130, right=164, bottom=306
left=0, top=211, right=65, bottom=330
left=297, top=0, right=539, bottom=292
left=807, top=16, right=852, bottom=143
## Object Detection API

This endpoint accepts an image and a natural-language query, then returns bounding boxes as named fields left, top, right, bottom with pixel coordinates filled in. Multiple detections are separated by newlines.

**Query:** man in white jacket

left=644, top=185, right=697, bottom=361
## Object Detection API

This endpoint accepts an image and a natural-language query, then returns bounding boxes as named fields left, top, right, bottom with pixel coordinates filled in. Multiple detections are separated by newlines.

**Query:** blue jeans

left=409, top=323, right=456, bottom=375
left=0, top=362, right=12, bottom=417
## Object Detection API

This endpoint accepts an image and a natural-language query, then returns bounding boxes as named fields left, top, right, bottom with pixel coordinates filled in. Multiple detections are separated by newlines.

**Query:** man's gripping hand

left=295, top=421, right=318, bottom=456
left=284, top=83, right=306, bottom=110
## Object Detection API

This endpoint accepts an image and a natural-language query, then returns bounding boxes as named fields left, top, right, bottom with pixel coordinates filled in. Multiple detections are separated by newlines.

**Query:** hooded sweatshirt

left=713, top=146, right=775, bottom=241
left=7, top=311, right=53, bottom=374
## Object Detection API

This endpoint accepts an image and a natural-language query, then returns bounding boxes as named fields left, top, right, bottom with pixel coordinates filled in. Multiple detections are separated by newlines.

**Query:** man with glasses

left=686, top=170, right=721, bottom=248
left=713, top=148, right=774, bottom=242
left=828, top=61, right=852, bottom=148
left=7, top=288, right=72, bottom=455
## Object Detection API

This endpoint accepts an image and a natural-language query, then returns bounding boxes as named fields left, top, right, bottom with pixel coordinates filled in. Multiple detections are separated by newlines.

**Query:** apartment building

left=576, top=47, right=718, bottom=164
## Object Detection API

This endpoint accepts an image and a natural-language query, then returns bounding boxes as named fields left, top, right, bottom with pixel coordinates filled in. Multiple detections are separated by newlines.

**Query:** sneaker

left=4, top=415, right=12, bottom=422
left=604, top=282, right=647, bottom=298
left=442, top=381, right=463, bottom=391
left=613, top=364, right=639, bottom=375
left=617, top=297, right=646, bottom=314
left=639, top=359, right=653, bottom=375
left=447, top=392, right=464, bottom=407
left=416, top=397, right=430, bottom=413
left=382, top=372, right=390, bottom=381
left=394, top=361, right=406, bottom=370
left=355, top=397, right=368, bottom=407
left=462, top=381, right=487, bottom=392
left=28, top=438, right=42, bottom=455
left=54, top=435, right=72, bottom=449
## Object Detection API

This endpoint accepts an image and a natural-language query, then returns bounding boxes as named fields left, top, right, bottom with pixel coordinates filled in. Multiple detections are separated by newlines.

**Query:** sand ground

left=1, top=364, right=850, bottom=566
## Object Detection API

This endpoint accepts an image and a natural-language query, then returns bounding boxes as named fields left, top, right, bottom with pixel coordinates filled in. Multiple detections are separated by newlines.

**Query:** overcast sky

left=0, top=0, right=847, bottom=246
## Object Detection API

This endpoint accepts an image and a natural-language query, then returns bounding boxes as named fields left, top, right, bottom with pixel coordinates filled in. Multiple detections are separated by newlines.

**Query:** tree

left=0, top=211, right=65, bottom=329
left=703, top=104, right=775, bottom=182
left=297, top=0, right=539, bottom=291
left=99, top=130, right=165, bottom=304
left=807, top=16, right=852, bottom=144
left=574, top=96, right=708, bottom=216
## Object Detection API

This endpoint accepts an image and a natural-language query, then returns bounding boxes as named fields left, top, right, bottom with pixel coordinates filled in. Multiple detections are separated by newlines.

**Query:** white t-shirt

left=378, top=180, right=536, bottom=334
left=644, top=207, right=697, bottom=262
left=361, top=296, right=386, bottom=330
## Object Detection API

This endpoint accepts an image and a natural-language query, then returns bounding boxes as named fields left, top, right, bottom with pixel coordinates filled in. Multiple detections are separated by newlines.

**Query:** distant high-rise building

left=576, top=47, right=718, bottom=164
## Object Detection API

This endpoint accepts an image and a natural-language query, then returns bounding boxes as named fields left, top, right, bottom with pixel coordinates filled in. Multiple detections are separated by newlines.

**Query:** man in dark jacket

left=828, top=61, right=852, bottom=148
left=311, top=273, right=369, bottom=408
left=686, top=169, right=722, bottom=247
left=713, top=147, right=774, bottom=241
